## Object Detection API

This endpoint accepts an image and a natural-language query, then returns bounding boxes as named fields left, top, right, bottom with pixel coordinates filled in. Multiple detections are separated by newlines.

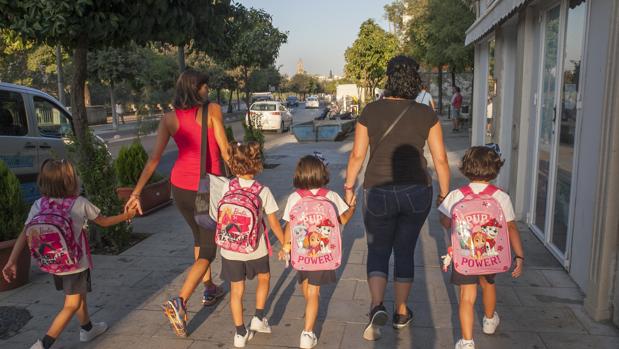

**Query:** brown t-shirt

left=358, top=99, right=438, bottom=188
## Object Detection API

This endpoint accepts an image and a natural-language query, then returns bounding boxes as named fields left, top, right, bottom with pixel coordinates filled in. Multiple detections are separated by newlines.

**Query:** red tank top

left=170, top=106, right=222, bottom=191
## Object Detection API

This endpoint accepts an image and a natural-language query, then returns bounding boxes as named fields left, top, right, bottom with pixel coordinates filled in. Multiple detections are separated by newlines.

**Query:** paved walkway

left=1, top=120, right=618, bottom=348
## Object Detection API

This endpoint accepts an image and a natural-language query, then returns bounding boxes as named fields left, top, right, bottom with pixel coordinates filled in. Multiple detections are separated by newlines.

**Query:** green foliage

left=115, top=141, right=148, bottom=187
left=344, top=19, right=399, bottom=99
left=225, top=125, right=236, bottom=142
left=67, top=131, right=131, bottom=251
left=0, top=160, right=27, bottom=242
left=242, top=122, right=265, bottom=158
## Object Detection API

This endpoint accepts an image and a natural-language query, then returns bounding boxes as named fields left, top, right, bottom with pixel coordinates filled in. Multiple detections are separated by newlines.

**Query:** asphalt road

left=100, top=103, right=324, bottom=178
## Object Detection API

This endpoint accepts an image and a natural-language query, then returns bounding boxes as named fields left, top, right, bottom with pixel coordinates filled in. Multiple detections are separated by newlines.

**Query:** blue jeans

left=363, top=184, right=432, bottom=282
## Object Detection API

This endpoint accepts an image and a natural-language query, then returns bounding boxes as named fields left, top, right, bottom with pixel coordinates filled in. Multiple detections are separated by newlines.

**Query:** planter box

left=292, top=119, right=356, bottom=142
left=116, top=178, right=172, bottom=216
left=0, top=239, right=31, bottom=292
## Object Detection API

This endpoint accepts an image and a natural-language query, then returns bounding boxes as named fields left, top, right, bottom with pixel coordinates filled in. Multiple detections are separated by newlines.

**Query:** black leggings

left=172, top=185, right=217, bottom=262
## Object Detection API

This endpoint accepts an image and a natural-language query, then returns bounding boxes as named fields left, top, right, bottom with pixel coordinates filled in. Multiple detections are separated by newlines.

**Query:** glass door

left=532, top=4, right=561, bottom=239
left=530, top=0, right=587, bottom=263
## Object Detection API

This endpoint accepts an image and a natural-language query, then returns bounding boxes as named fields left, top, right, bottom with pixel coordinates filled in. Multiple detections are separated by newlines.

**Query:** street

left=96, top=104, right=323, bottom=177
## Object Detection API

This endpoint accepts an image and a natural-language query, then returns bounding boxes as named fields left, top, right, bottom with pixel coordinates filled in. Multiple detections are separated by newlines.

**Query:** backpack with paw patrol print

left=450, top=185, right=511, bottom=275
left=288, top=189, right=342, bottom=271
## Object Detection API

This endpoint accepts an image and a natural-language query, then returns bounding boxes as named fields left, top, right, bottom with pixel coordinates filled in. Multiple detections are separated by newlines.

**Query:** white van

left=0, top=82, right=75, bottom=203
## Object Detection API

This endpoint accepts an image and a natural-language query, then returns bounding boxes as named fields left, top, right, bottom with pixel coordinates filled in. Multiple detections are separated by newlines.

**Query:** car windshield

left=251, top=103, right=277, bottom=111
left=287, top=96, right=297, bottom=100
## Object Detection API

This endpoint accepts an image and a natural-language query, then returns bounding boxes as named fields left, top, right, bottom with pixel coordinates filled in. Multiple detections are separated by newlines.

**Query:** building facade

left=466, top=0, right=619, bottom=325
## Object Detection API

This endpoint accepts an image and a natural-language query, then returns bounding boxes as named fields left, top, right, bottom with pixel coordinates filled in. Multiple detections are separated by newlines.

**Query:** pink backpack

left=289, top=189, right=342, bottom=271
left=215, top=178, right=268, bottom=254
left=25, top=197, right=87, bottom=274
left=450, top=185, right=511, bottom=275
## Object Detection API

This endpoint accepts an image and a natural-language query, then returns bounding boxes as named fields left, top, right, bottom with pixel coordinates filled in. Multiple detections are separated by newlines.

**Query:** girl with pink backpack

left=214, top=142, right=286, bottom=348
left=438, top=146, right=525, bottom=349
left=2, top=159, right=136, bottom=349
left=280, top=155, right=356, bottom=348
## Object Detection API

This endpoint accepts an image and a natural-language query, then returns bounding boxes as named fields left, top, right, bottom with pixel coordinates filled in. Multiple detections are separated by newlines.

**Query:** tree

left=344, top=20, right=398, bottom=102
left=289, top=73, right=311, bottom=99
left=0, top=0, right=234, bottom=147
left=89, top=45, right=141, bottom=128
left=225, top=6, right=288, bottom=112
left=248, top=66, right=282, bottom=94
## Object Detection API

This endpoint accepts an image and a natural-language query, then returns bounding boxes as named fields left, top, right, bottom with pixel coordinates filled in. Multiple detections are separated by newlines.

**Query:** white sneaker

left=80, top=322, right=108, bottom=342
left=30, top=340, right=44, bottom=349
left=482, top=312, right=500, bottom=334
left=233, top=328, right=254, bottom=348
left=249, top=316, right=272, bottom=333
left=455, top=338, right=475, bottom=349
left=299, top=330, right=318, bottom=349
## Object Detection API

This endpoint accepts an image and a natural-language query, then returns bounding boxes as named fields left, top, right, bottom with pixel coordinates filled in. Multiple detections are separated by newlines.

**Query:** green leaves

left=0, top=160, right=27, bottom=242
left=115, top=141, right=149, bottom=187
left=344, top=19, right=398, bottom=97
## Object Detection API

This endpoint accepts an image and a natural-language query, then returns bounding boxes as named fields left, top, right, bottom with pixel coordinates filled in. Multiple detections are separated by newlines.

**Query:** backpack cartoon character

left=292, top=225, right=308, bottom=255
left=449, top=185, right=512, bottom=275
left=25, top=197, right=87, bottom=274
left=316, top=218, right=334, bottom=254
left=304, top=231, right=323, bottom=257
left=215, top=179, right=267, bottom=254
left=288, top=189, right=342, bottom=271
left=481, top=218, right=501, bottom=256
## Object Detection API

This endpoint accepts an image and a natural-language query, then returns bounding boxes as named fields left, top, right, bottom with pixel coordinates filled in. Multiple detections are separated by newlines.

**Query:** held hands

left=124, top=193, right=143, bottom=216
left=279, top=243, right=291, bottom=267
left=2, top=261, right=16, bottom=283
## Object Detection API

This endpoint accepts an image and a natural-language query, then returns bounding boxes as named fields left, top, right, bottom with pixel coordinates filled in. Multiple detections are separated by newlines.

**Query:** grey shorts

left=297, top=270, right=336, bottom=286
left=53, top=269, right=92, bottom=295
left=220, top=255, right=270, bottom=282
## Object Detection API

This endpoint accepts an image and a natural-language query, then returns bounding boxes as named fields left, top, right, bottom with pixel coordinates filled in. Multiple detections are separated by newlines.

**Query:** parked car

left=0, top=82, right=107, bottom=203
left=305, top=96, right=320, bottom=109
left=286, top=95, right=299, bottom=107
left=246, top=101, right=293, bottom=133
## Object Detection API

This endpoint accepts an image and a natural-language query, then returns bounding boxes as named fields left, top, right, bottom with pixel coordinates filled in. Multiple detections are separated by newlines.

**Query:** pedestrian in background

left=451, top=86, right=464, bottom=132
left=415, top=82, right=435, bottom=110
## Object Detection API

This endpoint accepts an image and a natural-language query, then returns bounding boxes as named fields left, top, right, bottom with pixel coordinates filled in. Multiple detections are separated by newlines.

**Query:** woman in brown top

left=344, top=55, right=450, bottom=341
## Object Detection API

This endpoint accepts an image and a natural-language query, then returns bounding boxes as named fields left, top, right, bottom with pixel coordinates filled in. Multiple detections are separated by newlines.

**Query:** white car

left=305, top=96, right=320, bottom=109
left=246, top=101, right=293, bottom=133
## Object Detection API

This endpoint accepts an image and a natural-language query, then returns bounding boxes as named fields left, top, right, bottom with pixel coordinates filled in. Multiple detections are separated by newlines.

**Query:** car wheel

left=277, top=121, right=285, bottom=133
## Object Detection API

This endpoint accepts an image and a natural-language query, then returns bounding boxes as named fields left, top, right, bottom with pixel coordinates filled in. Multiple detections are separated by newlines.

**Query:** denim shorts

left=363, top=184, right=432, bottom=282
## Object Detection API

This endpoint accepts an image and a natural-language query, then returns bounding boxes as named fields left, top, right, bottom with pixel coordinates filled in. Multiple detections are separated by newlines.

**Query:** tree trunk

left=56, top=45, right=66, bottom=106
left=243, top=68, right=251, bottom=114
left=178, top=45, right=186, bottom=72
left=437, top=66, right=444, bottom=117
left=110, top=82, right=118, bottom=130
left=236, top=89, right=241, bottom=111
left=216, top=88, right=221, bottom=104
left=227, top=90, right=234, bottom=113
left=71, top=40, right=89, bottom=146
left=451, top=68, right=456, bottom=89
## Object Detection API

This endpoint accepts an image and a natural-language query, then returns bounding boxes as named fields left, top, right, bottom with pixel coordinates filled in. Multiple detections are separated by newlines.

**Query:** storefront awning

left=465, top=0, right=530, bottom=45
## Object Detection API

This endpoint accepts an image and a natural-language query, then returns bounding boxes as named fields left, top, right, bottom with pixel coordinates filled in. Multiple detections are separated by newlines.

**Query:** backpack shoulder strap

left=459, top=185, right=474, bottom=197
left=229, top=178, right=240, bottom=191
left=480, top=184, right=499, bottom=196
left=248, top=180, right=264, bottom=195
left=315, top=188, right=329, bottom=197
left=296, top=189, right=312, bottom=198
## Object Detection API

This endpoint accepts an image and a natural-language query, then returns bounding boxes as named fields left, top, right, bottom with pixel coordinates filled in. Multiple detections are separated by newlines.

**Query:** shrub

left=0, top=160, right=27, bottom=241
left=115, top=141, right=148, bottom=187
left=225, top=125, right=235, bottom=142
left=67, top=131, right=131, bottom=251
left=243, top=122, right=265, bottom=160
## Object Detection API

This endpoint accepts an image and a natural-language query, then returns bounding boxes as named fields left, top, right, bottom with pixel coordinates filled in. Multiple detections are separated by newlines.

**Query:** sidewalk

left=1, top=120, right=618, bottom=348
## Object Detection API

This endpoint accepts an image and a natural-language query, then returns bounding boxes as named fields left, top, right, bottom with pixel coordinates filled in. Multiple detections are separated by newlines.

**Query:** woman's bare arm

left=427, top=121, right=450, bottom=200
left=344, top=123, right=369, bottom=202
left=126, top=113, right=172, bottom=214
left=209, top=103, right=230, bottom=163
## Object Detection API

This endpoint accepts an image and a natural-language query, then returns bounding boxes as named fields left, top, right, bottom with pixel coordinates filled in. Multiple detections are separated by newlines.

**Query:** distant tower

left=329, top=69, right=333, bottom=79
left=296, top=59, right=305, bottom=75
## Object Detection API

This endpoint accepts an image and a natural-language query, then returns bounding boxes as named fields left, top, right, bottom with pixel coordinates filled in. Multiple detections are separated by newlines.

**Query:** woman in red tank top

left=125, top=69, right=229, bottom=336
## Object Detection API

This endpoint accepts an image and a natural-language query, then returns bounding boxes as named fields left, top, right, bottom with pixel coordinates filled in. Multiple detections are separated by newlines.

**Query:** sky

left=238, top=0, right=392, bottom=77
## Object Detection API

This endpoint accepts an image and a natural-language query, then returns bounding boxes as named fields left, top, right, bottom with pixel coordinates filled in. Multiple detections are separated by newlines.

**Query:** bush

left=225, top=125, right=235, bottom=142
left=0, top=160, right=27, bottom=241
left=114, top=141, right=163, bottom=187
left=115, top=141, right=148, bottom=187
left=67, top=131, right=131, bottom=252
left=243, top=122, right=265, bottom=159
